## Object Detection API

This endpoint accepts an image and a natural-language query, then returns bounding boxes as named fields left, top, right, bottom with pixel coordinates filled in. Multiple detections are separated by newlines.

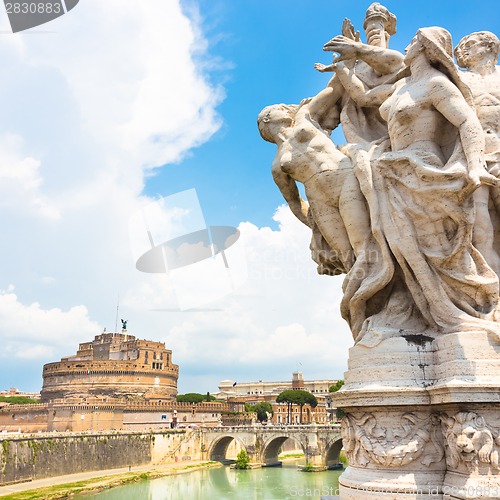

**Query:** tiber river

left=75, top=460, right=343, bottom=500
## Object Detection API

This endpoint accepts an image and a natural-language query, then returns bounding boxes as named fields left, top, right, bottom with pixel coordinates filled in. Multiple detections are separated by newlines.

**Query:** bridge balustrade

left=201, top=423, right=343, bottom=470
left=204, top=424, right=339, bottom=432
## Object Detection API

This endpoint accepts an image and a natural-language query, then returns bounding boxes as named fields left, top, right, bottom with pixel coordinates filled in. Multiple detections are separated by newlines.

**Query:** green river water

left=74, top=461, right=342, bottom=500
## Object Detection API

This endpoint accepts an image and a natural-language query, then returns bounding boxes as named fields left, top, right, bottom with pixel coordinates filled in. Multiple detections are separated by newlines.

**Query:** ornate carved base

left=334, top=331, right=500, bottom=499
left=339, top=467, right=445, bottom=499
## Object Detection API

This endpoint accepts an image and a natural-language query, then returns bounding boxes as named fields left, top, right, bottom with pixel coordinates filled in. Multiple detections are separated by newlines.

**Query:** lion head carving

left=443, top=412, right=499, bottom=471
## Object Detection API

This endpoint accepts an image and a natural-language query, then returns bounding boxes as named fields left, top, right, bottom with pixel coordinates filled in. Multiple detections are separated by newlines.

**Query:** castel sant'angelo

left=0, top=325, right=237, bottom=432
left=41, top=329, right=179, bottom=402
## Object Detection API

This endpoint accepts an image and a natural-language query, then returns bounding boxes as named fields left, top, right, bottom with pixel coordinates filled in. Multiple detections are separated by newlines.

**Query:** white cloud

left=20, top=0, right=223, bottom=175
left=0, top=292, right=99, bottom=356
left=7, top=344, right=56, bottom=361
left=0, top=134, right=58, bottom=218
left=0, top=1, right=351, bottom=393
left=0, top=0, right=226, bottom=390
left=150, top=206, right=352, bottom=390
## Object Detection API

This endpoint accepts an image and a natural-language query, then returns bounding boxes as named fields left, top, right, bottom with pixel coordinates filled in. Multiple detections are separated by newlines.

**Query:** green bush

left=336, top=408, right=346, bottom=419
left=176, top=393, right=216, bottom=403
left=328, top=380, right=344, bottom=393
left=0, top=396, right=41, bottom=405
left=235, top=449, right=250, bottom=469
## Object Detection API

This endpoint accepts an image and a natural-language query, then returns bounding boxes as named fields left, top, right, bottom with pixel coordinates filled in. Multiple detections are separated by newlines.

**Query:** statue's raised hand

left=323, top=35, right=360, bottom=62
left=314, top=63, right=328, bottom=73
left=341, top=18, right=360, bottom=42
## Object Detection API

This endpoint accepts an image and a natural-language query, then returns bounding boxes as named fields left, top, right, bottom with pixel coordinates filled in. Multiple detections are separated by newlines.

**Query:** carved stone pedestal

left=334, top=331, right=500, bottom=499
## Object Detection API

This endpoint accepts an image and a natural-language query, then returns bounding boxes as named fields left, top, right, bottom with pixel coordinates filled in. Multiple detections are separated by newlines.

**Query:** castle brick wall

left=41, top=332, right=179, bottom=403
left=0, top=405, right=48, bottom=433
left=41, top=360, right=178, bottom=402
left=0, top=401, right=232, bottom=433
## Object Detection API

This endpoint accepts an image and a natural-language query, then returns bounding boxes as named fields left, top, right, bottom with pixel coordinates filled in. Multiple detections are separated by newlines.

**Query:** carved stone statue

left=257, top=99, right=371, bottom=275
left=455, top=31, right=500, bottom=277
left=342, top=411, right=443, bottom=468
left=334, top=27, right=500, bottom=343
left=259, top=5, right=500, bottom=498
left=313, top=2, right=403, bottom=143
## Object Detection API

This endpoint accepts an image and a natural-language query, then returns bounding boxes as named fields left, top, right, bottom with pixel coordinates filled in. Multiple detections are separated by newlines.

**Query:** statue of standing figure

left=259, top=3, right=500, bottom=345
left=454, top=31, right=500, bottom=277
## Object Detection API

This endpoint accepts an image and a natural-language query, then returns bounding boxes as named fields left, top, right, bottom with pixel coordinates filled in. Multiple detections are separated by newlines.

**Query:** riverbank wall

left=0, top=400, right=234, bottom=433
left=0, top=430, right=201, bottom=485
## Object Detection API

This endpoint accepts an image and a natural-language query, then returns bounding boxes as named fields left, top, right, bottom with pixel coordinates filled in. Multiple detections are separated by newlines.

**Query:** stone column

left=334, top=331, right=500, bottom=499
left=303, top=429, right=328, bottom=471
left=430, top=331, right=500, bottom=500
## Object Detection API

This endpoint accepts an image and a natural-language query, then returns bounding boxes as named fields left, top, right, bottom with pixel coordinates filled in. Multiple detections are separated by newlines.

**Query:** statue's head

left=363, top=3, right=396, bottom=47
left=257, top=104, right=297, bottom=143
left=419, top=26, right=453, bottom=56
left=407, top=27, right=474, bottom=107
left=403, top=27, right=453, bottom=75
left=454, top=31, right=500, bottom=69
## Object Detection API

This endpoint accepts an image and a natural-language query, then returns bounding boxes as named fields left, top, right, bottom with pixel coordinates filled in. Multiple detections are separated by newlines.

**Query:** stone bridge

left=200, top=424, right=342, bottom=470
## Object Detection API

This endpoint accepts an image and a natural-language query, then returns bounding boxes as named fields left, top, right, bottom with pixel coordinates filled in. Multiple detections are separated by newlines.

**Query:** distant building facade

left=215, top=372, right=340, bottom=424
left=216, top=372, right=337, bottom=401
left=41, top=331, right=179, bottom=402
left=0, top=388, right=40, bottom=400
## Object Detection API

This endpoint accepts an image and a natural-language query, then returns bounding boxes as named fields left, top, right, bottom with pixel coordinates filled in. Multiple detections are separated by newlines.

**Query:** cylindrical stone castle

left=41, top=331, right=179, bottom=402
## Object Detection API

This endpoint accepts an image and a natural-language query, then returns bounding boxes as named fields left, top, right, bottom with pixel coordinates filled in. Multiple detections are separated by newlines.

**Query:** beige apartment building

left=215, top=372, right=340, bottom=424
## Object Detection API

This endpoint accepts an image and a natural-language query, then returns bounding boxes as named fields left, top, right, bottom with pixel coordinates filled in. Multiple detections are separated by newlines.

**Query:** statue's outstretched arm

left=314, top=62, right=337, bottom=73
left=335, top=62, right=395, bottom=107
left=324, top=36, right=404, bottom=75
left=302, top=87, right=340, bottom=121
left=297, top=83, right=342, bottom=132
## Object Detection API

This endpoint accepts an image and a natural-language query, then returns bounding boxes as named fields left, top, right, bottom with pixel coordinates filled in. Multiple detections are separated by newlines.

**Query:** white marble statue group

left=258, top=3, right=500, bottom=347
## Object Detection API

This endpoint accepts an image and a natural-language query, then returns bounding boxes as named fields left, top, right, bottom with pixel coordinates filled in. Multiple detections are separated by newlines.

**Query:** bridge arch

left=325, top=437, right=344, bottom=469
left=261, top=435, right=305, bottom=466
left=208, top=435, right=246, bottom=463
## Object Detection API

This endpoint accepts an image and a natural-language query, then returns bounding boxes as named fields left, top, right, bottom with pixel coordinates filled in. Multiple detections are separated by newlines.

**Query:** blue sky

left=147, top=0, right=500, bottom=228
left=0, top=0, right=498, bottom=395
